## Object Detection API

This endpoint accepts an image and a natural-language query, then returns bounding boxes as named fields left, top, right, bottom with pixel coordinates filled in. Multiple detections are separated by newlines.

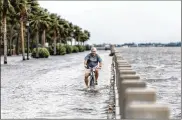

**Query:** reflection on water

left=1, top=51, right=112, bottom=119
left=1, top=47, right=180, bottom=119
left=118, top=47, right=181, bottom=119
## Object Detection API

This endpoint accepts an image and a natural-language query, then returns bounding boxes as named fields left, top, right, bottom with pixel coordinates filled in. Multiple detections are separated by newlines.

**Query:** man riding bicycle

left=84, top=47, right=102, bottom=88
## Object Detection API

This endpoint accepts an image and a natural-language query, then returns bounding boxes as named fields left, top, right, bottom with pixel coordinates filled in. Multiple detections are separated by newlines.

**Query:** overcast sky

left=38, top=1, right=181, bottom=44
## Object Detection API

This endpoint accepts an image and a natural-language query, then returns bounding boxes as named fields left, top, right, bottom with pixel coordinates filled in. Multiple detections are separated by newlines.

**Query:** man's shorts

left=85, top=69, right=91, bottom=76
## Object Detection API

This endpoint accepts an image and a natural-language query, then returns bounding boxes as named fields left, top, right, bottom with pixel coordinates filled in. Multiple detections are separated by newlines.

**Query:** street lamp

left=26, top=21, right=30, bottom=60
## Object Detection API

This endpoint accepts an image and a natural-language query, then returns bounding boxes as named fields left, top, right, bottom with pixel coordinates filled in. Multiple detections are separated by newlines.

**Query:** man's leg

left=84, top=70, right=90, bottom=87
left=95, top=69, right=99, bottom=80
left=95, top=69, right=99, bottom=85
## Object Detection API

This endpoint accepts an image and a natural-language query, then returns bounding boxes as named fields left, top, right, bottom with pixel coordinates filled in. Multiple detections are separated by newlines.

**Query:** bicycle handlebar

left=85, top=66, right=101, bottom=70
left=89, top=66, right=101, bottom=70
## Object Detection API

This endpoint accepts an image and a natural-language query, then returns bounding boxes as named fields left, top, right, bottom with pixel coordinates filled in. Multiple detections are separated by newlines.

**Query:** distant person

left=84, top=47, right=102, bottom=88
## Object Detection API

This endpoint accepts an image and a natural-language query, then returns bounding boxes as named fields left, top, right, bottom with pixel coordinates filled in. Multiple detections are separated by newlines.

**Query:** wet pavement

left=1, top=50, right=112, bottom=119
left=1, top=47, right=181, bottom=119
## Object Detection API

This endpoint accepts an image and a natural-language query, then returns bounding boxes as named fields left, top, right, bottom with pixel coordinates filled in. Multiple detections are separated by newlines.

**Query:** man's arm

left=99, top=62, right=102, bottom=68
left=84, top=60, right=87, bottom=67
left=98, top=55, right=102, bottom=68
left=84, top=55, right=89, bottom=67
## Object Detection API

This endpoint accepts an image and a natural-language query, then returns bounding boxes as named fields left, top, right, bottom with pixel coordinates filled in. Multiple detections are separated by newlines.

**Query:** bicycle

left=86, top=66, right=101, bottom=89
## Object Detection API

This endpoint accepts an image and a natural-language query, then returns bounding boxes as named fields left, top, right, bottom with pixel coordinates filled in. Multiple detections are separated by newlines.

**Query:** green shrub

left=76, top=45, right=85, bottom=52
left=72, top=46, right=79, bottom=53
left=48, top=44, right=66, bottom=55
left=31, top=47, right=50, bottom=58
left=64, top=44, right=73, bottom=54
left=39, top=48, right=50, bottom=58
left=81, top=46, right=85, bottom=52
left=76, top=45, right=81, bottom=52
left=83, top=46, right=86, bottom=51
left=56, top=45, right=66, bottom=55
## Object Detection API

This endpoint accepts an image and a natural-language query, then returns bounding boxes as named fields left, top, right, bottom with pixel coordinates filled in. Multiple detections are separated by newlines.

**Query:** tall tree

left=11, top=0, right=29, bottom=60
left=73, top=25, right=82, bottom=45
left=30, top=12, right=45, bottom=58
left=58, top=18, right=69, bottom=44
left=7, top=13, right=19, bottom=56
left=83, top=30, right=90, bottom=45
left=39, top=9, right=51, bottom=47
left=50, top=13, right=61, bottom=55
left=2, top=0, right=14, bottom=64
left=0, top=0, right=3, bottom=55
left=67, top=22, right=74, bottom=46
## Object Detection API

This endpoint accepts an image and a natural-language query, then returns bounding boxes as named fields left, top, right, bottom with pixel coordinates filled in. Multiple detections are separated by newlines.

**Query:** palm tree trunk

left=20, top=20, right=25, bottom=60
left=9, top=25, right=15, bottom=56
left=16, top=33, right=19, bottom=55
left=42, top=29, right=45, bottom=47
left=31, top=35, right=35, bottom=52
left=9, top=36, right=12, bottom=56
left=53, top=32, right=56, bottom=55
left=0, top=23, right=3, bottom=56
left=3, top=13, right=7, bottom=64
left=36, top=31, right=39, bottom=58
left=8, top=36, right=10, bottom=56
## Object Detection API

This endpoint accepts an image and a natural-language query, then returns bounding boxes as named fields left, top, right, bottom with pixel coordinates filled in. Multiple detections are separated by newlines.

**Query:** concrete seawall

left=110, top=47, right=170, bottom=119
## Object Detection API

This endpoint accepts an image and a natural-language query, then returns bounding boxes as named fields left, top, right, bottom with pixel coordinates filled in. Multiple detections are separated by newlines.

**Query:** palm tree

left=83, top=30, right=90, bottom=45
left=58, top=18, right=69, bottom=44
left=0, top=0, right=3, bottom=55
left=50, top=13, right=61, bottom=55
left=73, top=25, right=82, bottom=45
left=11, top=0, right=29, bottom=60
left=2, top=0, right=8, bottom=63
left=30, top=1, right=51, bottom=47
left=57, top=25, right=64, bottom=44
left=29, top=9, right=46, bottom=58
left=80, top=32, right=87, bottom=46
left=2, top=0, right=14, bottom=64
left=28, top=0, right=40, bottom=50
left=7, top=13, right=19, bottom=56
left=39, top=10, right=51, bottom=47
left=3, top=0, right=91, bottom=60
left=67, top=22, right=74, bottom=45
left=15, top=27, right=20, bottom=55
left=30, top=17, right=40, bottom=58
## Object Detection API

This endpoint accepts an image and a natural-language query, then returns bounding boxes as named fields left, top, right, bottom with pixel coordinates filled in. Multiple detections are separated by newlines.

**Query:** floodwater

left=1, top=47, right=181, bottom=119
left=117, top=47, right=181, bottom=119
left=1, top=50, right=112, bottom=119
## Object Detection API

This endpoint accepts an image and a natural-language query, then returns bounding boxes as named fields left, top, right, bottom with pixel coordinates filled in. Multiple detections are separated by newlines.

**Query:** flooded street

left=1, top=47, right=181, bottom=119
left=1, top=51, right=112, bottom=119
left=117, top=47, right=181, bottom=119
